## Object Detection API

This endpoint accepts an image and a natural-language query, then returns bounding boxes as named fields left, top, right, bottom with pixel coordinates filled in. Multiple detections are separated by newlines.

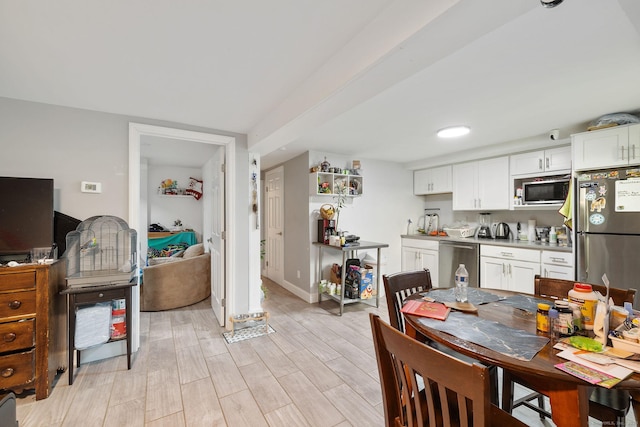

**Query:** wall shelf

left=309, top=172, right=363, bottom=197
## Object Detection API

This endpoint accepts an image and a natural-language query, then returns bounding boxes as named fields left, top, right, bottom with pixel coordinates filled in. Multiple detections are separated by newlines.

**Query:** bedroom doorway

left=129, top=123, right=236, bottom=329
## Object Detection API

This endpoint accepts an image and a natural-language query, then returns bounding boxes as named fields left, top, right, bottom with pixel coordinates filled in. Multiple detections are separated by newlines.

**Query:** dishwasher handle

left=441, top=243, right=477, bottom=250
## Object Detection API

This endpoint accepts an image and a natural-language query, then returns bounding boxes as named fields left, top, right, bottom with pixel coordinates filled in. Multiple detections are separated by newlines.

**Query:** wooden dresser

left=0, top=261, right=66, bottom=400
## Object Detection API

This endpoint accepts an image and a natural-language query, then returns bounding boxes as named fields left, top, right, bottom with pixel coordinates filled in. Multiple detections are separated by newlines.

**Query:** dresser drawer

left=0, top=319, right=35, bottom=353
left=0, top=349, right=35, bottom=390
left=0, top=271, right=36, bottom=292
left=0, top=290, right=36, bottom=319
left=74, top=287, right=127, bottom=305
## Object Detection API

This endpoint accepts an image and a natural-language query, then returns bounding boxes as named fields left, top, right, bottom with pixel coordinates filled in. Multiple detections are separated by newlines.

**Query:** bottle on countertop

left=454, top=264, right=469, bottom=303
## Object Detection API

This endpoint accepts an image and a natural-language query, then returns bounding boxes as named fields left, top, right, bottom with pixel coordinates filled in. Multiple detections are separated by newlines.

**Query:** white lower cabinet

left=480, top=245, right=540, bottom=294
left=541, top=250, right=574, bottom=280
left=401, top=238, right=439, bottom=287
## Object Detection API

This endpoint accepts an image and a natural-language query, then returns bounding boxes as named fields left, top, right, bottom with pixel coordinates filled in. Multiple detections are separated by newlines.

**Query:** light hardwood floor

left=11, top=277, right=637, bottom=426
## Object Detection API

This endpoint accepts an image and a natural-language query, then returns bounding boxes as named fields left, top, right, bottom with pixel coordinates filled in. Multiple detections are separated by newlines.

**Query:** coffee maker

left=317, top=219, right=335, bottom=244
left=476, top=213, right=492, bottom=239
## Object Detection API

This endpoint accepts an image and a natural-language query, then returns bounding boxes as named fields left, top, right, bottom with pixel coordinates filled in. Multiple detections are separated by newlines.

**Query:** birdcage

left=64, top=215, right=137, bottom=287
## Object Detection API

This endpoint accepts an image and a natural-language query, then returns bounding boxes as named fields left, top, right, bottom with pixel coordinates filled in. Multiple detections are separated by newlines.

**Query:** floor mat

left=222, top=324, right=275, bottom=344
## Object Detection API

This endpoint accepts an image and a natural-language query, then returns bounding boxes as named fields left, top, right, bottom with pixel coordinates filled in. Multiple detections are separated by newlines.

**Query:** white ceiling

left=2, top=0, right=639, bottom=170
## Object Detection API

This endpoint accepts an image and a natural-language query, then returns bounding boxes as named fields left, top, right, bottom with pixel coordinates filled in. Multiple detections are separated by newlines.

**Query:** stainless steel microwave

left=522, top=178, right=570, bottom=205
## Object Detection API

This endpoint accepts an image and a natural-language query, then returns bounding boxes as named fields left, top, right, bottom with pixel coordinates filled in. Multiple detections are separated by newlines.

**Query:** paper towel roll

left=528, top=220, right=537, bottom=241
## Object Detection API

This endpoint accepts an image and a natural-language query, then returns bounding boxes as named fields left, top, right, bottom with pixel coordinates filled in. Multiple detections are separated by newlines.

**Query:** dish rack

left=443, top=227, right=476, bottom=238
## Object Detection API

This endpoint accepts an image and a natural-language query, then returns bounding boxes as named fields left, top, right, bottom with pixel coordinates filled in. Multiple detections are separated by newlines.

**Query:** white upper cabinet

left=572, top=124, right=640, bottom=171
left=510, top=146, right=571, bottom=177
left=414, top=165, right=452, bottom=195
left=453, top=156, right=510, bottom=211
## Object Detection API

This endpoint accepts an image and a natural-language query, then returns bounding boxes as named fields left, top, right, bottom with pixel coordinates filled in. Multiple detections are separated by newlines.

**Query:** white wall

left=147, top=165, right=204, bottom=241
left=308, top=153, right=423, bottom=286
left=272, top=151, right=423, bottom=302
left=0, top=96, right=257, bottom=322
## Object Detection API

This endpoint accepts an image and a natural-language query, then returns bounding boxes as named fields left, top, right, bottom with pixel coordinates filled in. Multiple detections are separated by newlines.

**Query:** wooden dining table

left=403, top=288, right=640, bottom=427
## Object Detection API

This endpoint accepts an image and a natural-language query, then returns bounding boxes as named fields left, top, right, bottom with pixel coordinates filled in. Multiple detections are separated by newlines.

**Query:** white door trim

left=128, top=123, right=236, bottom=328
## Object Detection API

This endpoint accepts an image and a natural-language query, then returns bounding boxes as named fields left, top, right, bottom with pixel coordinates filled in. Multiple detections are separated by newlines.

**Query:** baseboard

left=279, top=279, right=317, bottom=303
left=272, top=278, right=384, bottom=304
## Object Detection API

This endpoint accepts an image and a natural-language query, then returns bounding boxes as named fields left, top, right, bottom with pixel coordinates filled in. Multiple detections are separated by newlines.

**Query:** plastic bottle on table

left=549, top=308, right=559, bottom=343
left=454, top=264, right=469, bottom=303
left=568, top=283, right=598, bottom=330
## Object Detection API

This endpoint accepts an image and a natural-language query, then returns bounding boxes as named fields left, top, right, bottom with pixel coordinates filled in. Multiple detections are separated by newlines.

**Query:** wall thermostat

left=81, top=181, right=102, bottom=193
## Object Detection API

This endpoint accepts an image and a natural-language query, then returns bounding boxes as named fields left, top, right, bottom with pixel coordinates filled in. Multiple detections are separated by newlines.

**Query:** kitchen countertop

left=401, top=234, right=572, bottom=252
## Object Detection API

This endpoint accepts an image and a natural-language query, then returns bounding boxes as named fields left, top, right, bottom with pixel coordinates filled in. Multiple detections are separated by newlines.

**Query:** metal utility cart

left=61, top=215, right=137, bottom=384
left=314, top=241, right=388, bottom=315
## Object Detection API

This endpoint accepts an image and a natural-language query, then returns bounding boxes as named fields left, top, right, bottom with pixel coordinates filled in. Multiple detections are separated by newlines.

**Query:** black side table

left=61, top=282, right=135, bottom=385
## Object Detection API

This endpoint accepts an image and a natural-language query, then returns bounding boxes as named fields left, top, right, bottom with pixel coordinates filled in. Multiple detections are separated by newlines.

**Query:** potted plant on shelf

left=172, top=219, right=183, bottom=232
left=333, top=185, right=348, bottom=232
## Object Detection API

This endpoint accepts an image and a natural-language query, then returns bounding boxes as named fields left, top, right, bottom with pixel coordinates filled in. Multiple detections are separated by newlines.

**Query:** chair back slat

left=383, top=269, right=433, bottom=332
left=370, top=313, right=491, bottom=426
left=534, top=275, right=636, bottom=306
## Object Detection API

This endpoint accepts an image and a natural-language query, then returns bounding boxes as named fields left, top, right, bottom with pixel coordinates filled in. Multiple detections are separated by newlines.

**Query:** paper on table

left=556, top=349, right=633, bottom=380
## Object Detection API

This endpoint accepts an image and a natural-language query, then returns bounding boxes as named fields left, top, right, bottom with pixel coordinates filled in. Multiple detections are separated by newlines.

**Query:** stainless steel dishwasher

left=438, top=240, right=479, bottom=288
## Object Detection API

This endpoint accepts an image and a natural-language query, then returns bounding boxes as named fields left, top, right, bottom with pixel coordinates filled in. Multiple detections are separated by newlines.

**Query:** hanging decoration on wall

left=186, top=177, right=203, bottom=200
left=251, top=157, right=259, bottom=229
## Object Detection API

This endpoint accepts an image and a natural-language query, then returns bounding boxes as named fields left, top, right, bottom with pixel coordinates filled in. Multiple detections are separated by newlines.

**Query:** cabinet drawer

left=401, top=238, right=439, bottom=251
left=0, top=348, right=35, bottom=390
left=73, top=288, right=126, bottom=305
left=0, top=290, right=36, bottom=319
left=541, top=250, right=573, bottom=266
left=480, top=245, right=540, bottom=263
left=0, top=271, right=36, bottom=292
left=0, top=319, right=35, bottom=353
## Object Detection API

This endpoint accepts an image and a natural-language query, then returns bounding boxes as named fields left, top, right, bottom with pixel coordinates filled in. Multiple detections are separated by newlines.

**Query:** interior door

left=265, top=167, right=284, bottom=284
left=205, top=148, right=226, bottom=325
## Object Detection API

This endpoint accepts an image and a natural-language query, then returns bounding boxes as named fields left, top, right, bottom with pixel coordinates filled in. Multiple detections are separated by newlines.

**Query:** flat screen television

left=0, top=177, right=54, bottom=263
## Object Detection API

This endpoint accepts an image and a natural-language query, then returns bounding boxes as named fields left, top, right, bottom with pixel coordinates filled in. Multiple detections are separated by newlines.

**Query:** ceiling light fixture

left=540, top=0, right=563, bottom=8
left=437, top=125, right=470, bottom=138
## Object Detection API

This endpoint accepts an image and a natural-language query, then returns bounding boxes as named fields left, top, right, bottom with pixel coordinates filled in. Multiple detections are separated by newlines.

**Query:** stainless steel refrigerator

left=576, top=166, right=640, bottom=297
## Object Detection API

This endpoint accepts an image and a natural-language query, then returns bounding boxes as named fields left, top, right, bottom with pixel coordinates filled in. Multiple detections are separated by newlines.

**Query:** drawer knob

left=3, top=332, right=16, bottom=342
left=8, top=300, right=21, bottom=310
left=98, top=293, right=104, bottom=298
left=1, top=368, right=14, bottom=378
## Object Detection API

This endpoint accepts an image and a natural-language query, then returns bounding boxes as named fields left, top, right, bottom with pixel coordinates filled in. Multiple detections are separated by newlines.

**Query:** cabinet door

left=401, top=247, right=420, bottom=271
left=510, top=150, right=544, bottom=175
left=413, top=169, right=431, bottom=195
left=452, top=161, right=478, bottom=210
left=572, top=126, right=629, bottom=170
left=420, top=249, right=439, bottom=288
left=630, top=124, right=640, bottom=164
left=477, top=156, right=510, bottom=210
left=545, top=146, right=572, bottom=172
left=508, top=260, right=540, bottom=294
left=480, top=256, right=506, bottom=289
left=542, top=263, right=574, bottom=280
left=430, top=165, right=452, bottom=194
left=414, top=166, right=452, bottom=195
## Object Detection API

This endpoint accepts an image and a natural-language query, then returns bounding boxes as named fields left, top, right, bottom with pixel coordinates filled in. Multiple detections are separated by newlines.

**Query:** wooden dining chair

left=370, top=313, right=528, bottom=427
left=502, top=274, right=637, bottom=425
left=382, top=269, right=433, bottom=333
left=383, top=269, right=499, bottom=405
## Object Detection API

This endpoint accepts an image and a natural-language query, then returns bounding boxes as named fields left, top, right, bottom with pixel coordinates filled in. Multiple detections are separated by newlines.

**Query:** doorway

left=264, top=166, right=284, bottom=285
left=129, top=123, right=236, bottom=332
